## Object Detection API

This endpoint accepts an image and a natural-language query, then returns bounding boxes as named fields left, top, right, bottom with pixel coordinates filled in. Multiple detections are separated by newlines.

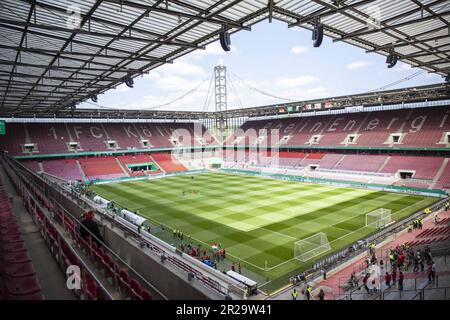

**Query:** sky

left=79, top=19, right=444, bottom=112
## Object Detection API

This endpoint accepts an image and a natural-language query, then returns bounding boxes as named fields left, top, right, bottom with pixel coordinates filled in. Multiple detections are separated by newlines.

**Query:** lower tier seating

left=42, top=159, right=84, bottom=182
left=79, top=157, right=127, bottom=181
left=151, top=153, right=188, bottom=173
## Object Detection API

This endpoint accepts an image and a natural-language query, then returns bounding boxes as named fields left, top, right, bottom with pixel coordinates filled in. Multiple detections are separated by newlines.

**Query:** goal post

left=365, top=208, right=392, bottom=229
left=294, top=232, right=331, bottom=262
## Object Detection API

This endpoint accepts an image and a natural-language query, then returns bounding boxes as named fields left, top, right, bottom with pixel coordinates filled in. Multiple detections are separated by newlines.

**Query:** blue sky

left=80, top=19, right=444, bottom=111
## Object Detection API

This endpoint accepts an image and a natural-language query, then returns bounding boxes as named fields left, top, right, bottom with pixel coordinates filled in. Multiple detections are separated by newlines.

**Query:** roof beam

left=0, top=45, right=167, bottom=62
left=0, top=20, right=201, bottom=49
left=1, top=1, right=35, bottom=108
left=288, top=0, right=375, bottom=27
left=16, top=1, right=105, bottom=109
left=0, top=60, right=139, bottom=74
left=413, top=58, right=450, bottom=67
left=53, top=0, right=249, bottom=110
left=334, top=8, right=450, bottom=41
left=102, top=0, right=250, bottom=30
left=366, top=33, right=450, bottom=53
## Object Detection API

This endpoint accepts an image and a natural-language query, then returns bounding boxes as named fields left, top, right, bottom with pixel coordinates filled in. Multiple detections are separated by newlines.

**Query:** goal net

left=365, top=208, right=392, bottom=229
left=294, top=232, right=331, bottom=262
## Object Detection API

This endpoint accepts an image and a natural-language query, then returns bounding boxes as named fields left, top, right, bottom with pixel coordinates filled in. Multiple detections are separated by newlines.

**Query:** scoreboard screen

left=0, top=121, right=5, bottom=136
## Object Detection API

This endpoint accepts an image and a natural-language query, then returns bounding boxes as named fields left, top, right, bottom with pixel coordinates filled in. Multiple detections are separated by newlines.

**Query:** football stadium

left=0, top=0, right=450, bottom=304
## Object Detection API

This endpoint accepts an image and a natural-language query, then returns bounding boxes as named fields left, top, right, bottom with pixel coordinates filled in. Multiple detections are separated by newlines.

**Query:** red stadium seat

left=0, top=234, right=23, bottom=243
left=2, top=251, right=32, bottom=264
left=5, top=275, right=41, bottom=297
left=141, top=289, right=152, bottom=300
left=84, top=272, right=98, bottom=300
left=118, top=269, right=131, bottom=297
left=1, top=241, right=27, bottom=253
left=129, top=278, right=143, bottom=300
left=3, top=262, right=36, bottom=278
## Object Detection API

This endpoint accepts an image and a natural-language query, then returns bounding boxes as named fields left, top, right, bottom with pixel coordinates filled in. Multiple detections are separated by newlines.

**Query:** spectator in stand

left=362, top=274, right=370, bottom=294
left=413, top=255, right=420, bottom=272
left=318, top=289, right=325, bottom=301
left=392, top=268, right=397, bottom=285
left=427, top=263, right=433, bottom=282
left=398, top=252, right=405, bottom=270
left=420, top=256, right=425, bottom=272
left=428, top=261, right=436, bottom=282
left=385, top=272, right=391, bottom=288
left=434, top=214, right=440, bottom=225
left=398, top=271, right=404, bottom=291
left=445, top=201, right=449, bottom=212
left=79, top=210, right=104, bottom=245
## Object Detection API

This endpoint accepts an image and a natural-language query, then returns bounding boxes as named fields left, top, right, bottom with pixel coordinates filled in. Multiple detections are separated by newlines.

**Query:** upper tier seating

left=0, top=122, right=217, bottom=155
left=226, top=106, right=450, bottom=148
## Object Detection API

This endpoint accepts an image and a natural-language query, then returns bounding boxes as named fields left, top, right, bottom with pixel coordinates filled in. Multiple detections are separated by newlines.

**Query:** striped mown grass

left=92, top=172, right=436, bottom=293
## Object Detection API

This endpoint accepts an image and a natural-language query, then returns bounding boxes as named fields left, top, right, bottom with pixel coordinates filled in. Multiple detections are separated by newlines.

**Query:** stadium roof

left=3, top=82, right=448, bottom=120
left=0, top=0, right=449, bottom=116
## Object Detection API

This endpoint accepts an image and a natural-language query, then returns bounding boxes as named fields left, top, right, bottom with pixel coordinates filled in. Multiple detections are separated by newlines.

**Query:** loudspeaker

left=91, top=95, right=98, bottom=103
left=125, top=77, right=134, bottom=88
left=312, top=24, right=323, bottom=48
left=387, top=54, right=398, bottom=68
left=220, top=31, right=231, bottom=52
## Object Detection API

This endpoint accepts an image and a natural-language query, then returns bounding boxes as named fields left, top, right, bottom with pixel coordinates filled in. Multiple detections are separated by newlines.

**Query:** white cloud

left=347, top=60, right=372, bottom=71
left=152, top=60, right=206, bottom=78
left=307, top=86, right=328, bottom=97
left=291, top=46, right=308, bottom=55
left=275, top=76, right=319, bottom=88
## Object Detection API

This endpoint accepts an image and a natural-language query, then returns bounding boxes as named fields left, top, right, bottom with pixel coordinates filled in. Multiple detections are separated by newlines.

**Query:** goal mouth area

left=294, top=232, right=331, bottom=262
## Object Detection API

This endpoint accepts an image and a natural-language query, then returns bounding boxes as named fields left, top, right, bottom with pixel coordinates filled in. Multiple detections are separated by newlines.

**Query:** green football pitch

left=91, top=172, right=436, bottom=293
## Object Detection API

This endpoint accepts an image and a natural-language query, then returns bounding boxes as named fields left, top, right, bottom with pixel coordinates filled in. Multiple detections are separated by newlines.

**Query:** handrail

left=2, top=157, right=115, bottom=299
left=3, top=154, right=242, bottom=299
left=3, top=154, right=168, bottom=299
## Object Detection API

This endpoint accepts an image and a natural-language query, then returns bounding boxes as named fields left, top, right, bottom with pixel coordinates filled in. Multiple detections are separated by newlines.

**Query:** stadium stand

left=227, top=106, right=450, bottom=148
left=1, top=157, right=159, bottom=300
left=22, top=161, right=41, bottom=173
left=434, top=162, right=450, bottom=190
left=332, top=154, right=388, bottom=172
left=117, top=155, right=162, bottom=176
left=380, top=156, right=445, bottom=179
left=42, top=159, right=85, bottom=182
left=0, top=122, right=214, bottom=155
left=151, top=153, right=188, bottom=173
left=0, top=176, right=43, bottom=300
left=299, top=153, right=343, bottom=169
left=79, top=157, right=127, bottom=181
